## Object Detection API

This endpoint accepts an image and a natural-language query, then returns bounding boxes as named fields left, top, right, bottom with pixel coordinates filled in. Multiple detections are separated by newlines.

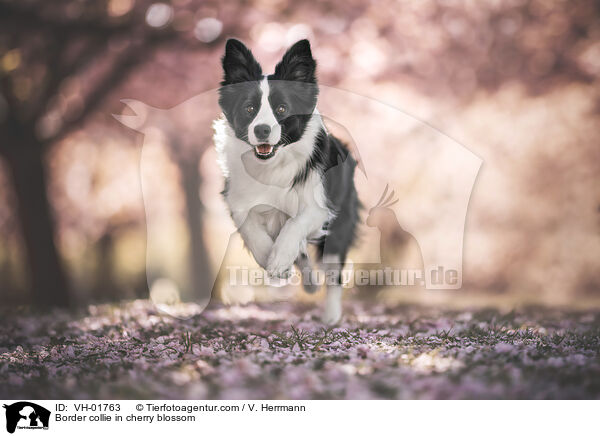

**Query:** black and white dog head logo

left=3, top=402, right=50, bottom=434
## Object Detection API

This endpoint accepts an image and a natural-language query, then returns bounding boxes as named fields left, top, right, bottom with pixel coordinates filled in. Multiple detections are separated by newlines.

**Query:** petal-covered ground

left=1, top=300, right=599, bottom=399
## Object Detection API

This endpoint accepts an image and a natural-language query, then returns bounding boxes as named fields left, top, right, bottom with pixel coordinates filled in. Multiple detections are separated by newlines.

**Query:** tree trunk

left=178, top=153, right=212, bottom=304
left=3, top=136, right=70, bottom=307
left=92, top=231, right=119, bottom=303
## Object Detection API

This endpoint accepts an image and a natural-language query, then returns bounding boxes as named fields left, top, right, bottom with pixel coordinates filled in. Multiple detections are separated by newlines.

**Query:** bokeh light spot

left=194, top=17, right=223, bottom=43
left=145, top=3, right=173, bottom=28
left=2, top=49, right=21, bottom=72
left=108, top=0, right=135, bottom=17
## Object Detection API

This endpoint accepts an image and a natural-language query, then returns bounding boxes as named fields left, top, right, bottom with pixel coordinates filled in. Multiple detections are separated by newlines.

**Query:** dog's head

left=218, top=39, right=319, bottom=160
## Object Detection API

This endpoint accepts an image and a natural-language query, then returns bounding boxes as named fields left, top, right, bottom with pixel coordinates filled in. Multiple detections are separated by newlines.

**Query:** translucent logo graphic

left=114, top=81, right=481, bottom=321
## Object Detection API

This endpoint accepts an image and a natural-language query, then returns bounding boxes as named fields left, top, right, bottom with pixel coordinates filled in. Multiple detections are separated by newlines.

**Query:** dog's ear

left=274, top=39, right=316, bottom=83
left=221, top=39, right=262, bottom=85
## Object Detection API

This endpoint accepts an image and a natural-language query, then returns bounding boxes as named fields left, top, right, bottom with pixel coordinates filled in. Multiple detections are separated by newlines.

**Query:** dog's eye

left=276, top=104, right=287, bottom=115
left=245, top=105, right=255, bottom=114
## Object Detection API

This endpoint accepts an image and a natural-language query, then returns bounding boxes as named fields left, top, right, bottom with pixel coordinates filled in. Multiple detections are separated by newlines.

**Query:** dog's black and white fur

left=214, top=39, right=359, bottom=324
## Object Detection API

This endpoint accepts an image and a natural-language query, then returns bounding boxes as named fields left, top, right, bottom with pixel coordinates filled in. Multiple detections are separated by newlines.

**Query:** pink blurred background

left=0, top=0, right=598, bottom=309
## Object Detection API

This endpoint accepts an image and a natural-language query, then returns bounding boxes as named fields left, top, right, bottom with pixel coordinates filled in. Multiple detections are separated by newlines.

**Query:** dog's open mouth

left=254, top=143, right=277, bottom=160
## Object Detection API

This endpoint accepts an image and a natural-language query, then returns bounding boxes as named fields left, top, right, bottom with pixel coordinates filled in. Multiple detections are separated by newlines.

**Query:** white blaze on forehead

left=248, top=77, right=282, bottom=146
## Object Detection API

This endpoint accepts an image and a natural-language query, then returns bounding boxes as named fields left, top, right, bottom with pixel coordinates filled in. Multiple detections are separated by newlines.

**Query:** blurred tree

left=170, top=135, right=212, bottom=303
left=0, top=0, right=185, bottom=306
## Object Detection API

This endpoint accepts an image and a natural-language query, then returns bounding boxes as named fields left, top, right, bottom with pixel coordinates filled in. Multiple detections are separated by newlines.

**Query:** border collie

left=214, top=39, right=359, bottom=324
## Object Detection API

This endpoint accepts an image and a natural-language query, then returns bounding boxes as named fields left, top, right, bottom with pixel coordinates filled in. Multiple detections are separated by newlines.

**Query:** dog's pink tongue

left=256, top=144, right=272, bottom=154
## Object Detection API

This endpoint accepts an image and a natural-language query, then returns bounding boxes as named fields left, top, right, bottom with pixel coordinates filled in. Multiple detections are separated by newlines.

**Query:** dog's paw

left=266, top=248, right=295, bottom=279
left=267, top=265, right=292, bottom=279
left=266, top=261, right=293, bottom=279
left=248, top=239, right=273, bottom=270
left=321, top=304, right=342, bottom=325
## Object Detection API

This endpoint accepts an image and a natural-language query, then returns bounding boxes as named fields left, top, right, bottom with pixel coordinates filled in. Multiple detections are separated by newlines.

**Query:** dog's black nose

left=254, top=124, right=271, bottom=141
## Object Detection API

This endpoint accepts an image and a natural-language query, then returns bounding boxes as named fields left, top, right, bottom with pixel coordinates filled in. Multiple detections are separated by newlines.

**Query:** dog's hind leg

left=295, top=252, right=321, bottom=294
left=321, top=254, right=343, bottom=325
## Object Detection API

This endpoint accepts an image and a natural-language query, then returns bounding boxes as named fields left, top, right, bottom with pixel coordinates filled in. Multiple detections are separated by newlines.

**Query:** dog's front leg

left=235, top=210, right=273, bottom=269
left=267, top=207, right=328, bottom=278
